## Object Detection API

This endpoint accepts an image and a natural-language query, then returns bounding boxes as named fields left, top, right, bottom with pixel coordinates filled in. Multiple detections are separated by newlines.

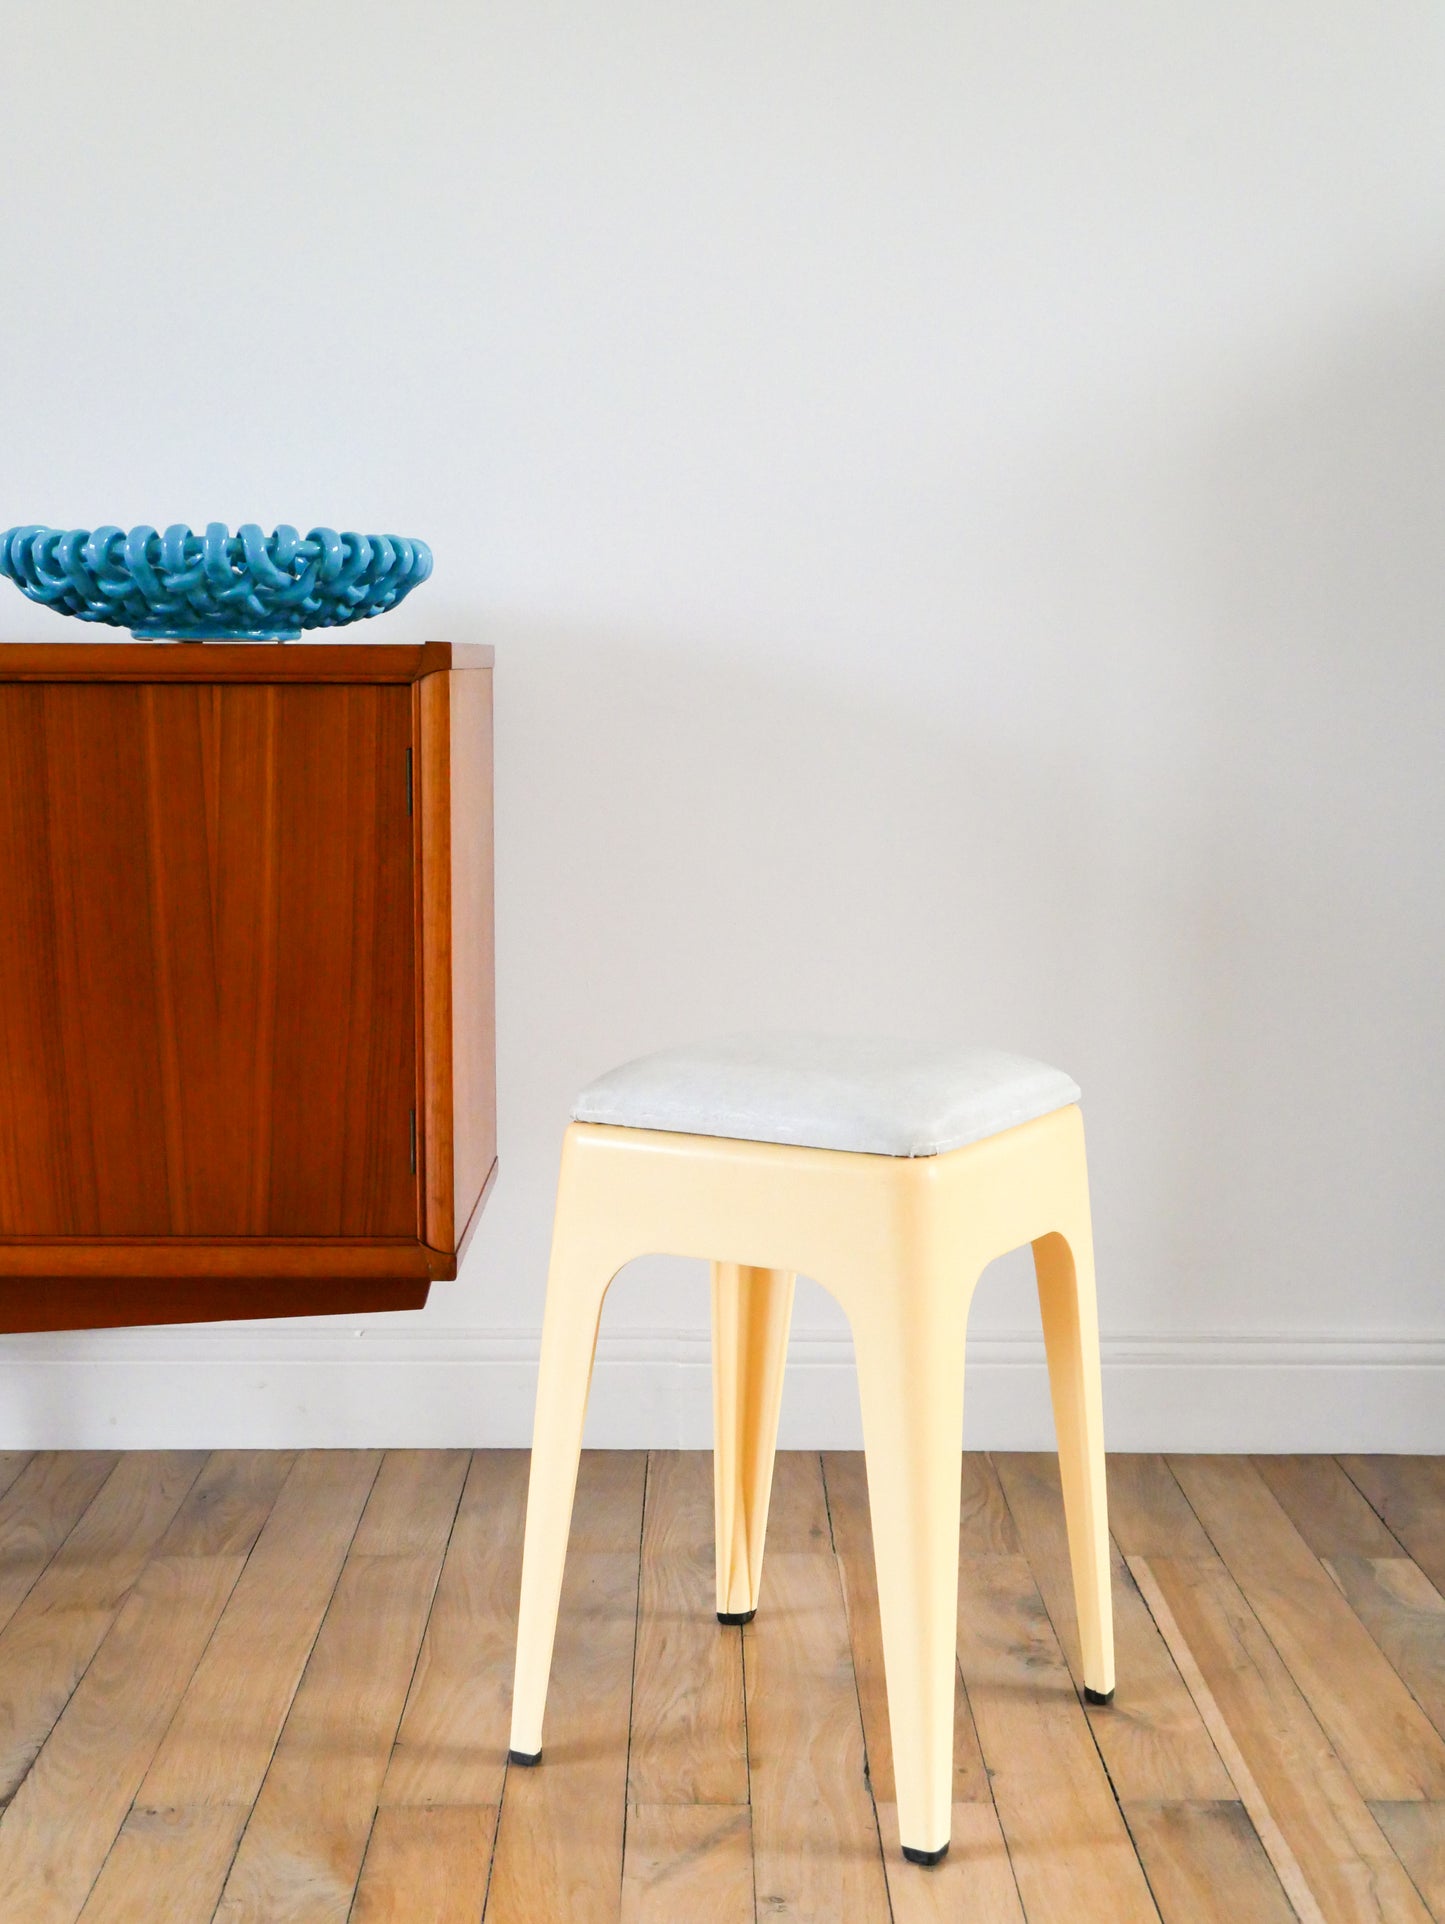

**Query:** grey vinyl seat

left=572, top=1033, right=1080, bottom=1158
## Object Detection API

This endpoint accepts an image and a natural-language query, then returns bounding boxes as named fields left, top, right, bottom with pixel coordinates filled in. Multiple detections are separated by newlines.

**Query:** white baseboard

left=0, top=1326, right=1441, bottom=1452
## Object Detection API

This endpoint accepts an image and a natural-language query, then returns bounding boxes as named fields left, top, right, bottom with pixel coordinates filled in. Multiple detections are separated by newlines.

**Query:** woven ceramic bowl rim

left=0, top=522, right=432, bottom=641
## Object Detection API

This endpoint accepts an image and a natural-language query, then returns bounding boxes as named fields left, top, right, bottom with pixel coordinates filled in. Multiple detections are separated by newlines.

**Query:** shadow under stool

left=507, top=1034, right=1116, bottom=1866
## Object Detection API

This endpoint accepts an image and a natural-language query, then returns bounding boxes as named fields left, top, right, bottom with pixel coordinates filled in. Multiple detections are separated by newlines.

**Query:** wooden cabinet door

left=0, top=680, right=418, bottom=1239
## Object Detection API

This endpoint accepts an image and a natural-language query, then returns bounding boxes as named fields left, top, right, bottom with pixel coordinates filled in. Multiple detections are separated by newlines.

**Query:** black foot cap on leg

left=718, top=1609, right=756, bottom=1625
left=1084, top=1686, right=1114, bottom=1706
left=902, top=1843, right=949, bottom=1867
left=508, top=1748, right=542, bottom=1767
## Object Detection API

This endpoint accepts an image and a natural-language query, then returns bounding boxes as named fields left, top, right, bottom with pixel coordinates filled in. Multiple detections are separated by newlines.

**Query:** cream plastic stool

left=508, top=1036, right=1115, bottom=1866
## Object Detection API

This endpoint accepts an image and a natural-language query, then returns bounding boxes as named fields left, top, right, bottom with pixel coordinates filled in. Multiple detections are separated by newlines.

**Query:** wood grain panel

left=78, top=1453, right=381, bottom=1924
left=213, top=1451, right=466, bottom=1923
left=1168, top=1455, right=1445, bottom=1800
left=417, top=665, right=495, bottom=1259
left=136, top=1451, right=381, bottom=1811
left=0, top=682, right=416, bottom=1245
left=0, top=1452, right=204, bottom=1800
left=1139, top=1554, right=1431, bottom=1923
left=627, top=1450, right=747, bottom=1807
left=1341, top=1459, right=1445, bottom=1599
left=1122, top=1801, right=1296, bottom=1924
left=1371, top=1802, right=1445, bottom=1920
left=620, top=1806, right=754, bottom=1924
left=0, top=1459, right=287, bottom=1924
left=0, top=642, right=471, bottom=683
left=993, top=1452, right=1238, bottom=1803
left=77, top=1807, right=252, bottom=1924
left=3, top=1449, right=1439, bottom=1916
left=0, top=1275, right=431, bottom=1334
left=765, top=1448, right=832, bottom=1551
left=0, top=1553, right=246, bottom=1924
left=1254, top=1456, right=1404, bottom=1560
left=265, top=684, right=417, bottom=1238
left=0, top=1452, right=118, bottom=1634
left=381, top=1450, right=528, bottom=1808
left=745, top=1552, right=891, bottom=1922
left=1107, top=1453, right=1218, bottom=1558
left=955, top=1555, right=1161, bottom=1923
left=448, top=663, right=496, bottom=1259
left=418, top=669, right=454, bottom=1252
left=1325, top=1557, right=1445, bottom=1743
left=351, top=1805, right=498, bottom=1924
left=960, top=1451, right=1021, bottom=1552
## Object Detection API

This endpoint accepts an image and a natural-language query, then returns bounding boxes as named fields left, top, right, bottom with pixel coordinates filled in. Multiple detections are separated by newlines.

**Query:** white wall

left=1, top=2, right=1442, bottom=1449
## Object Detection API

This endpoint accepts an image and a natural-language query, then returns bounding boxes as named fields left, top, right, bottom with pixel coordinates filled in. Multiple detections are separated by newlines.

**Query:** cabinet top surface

left=0, top=639, right=491, bottom=682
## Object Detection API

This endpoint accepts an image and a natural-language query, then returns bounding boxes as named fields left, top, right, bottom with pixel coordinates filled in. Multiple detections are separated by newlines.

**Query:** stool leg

left=1033, top=1221, right=1115, bottom=1701
left=508, top=1211, right=620, bottom=1764
left=712, top=1263, right=795, bottom=1622
left=851, top=1273, right=968, bottom=1864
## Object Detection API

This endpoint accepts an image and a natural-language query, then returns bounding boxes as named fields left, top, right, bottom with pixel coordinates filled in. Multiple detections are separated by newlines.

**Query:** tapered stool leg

left=1034, top=1205, right=1115, bottom=1701
left=850, top=1266, right=969, bottom=1864
left=508, top=1209, right=621, bottom=1764
left=712, top=1263, right=795, bottom=1622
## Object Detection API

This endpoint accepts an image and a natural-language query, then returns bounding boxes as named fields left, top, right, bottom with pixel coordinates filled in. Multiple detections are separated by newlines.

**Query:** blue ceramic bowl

left=0, top=523, right=432, bottom=641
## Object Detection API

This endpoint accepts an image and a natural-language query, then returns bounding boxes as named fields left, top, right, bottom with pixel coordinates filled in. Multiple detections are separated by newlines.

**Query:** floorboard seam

left=1128, top=1554, right=1326, bottom=1924
left=206, top=1449, right=385, bottom=1923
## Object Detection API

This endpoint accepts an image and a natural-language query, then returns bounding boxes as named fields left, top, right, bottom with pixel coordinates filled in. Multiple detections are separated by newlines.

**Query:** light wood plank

left=1122, top=1801, right=1296, bottom=1924
left=0, top=1451, right=205, bottom=1801
left=1108, top=1455, right=1216, bottom=1558
left=955, top=1554, right=1160, bottom=1923
left=767, top=1450, right=832, bottom=1551
left=747, top=1552, right=890, bottom=1921
left=1137, top=1554, right=1431, bottom=1923
left=351, top=1805, right=498, bottom=1924
left=153, top=1449, right=297, bottom=1558
left=132, top=1450, right=381, bottom=1810
left=382, top=1449, right=528, bottom=1808
left=1371, top=1803, right=1445, bottom=1920
left=571, top=1449, right=649, bottom=1551
left=78, top=1454, right=381, bottom=1924
left=77, top=1808, right=248, bottom=1924
left=627, top=1451, right=746, bottom=1806
left=484, top=1451, right=647, bottom=1924
left=214, top=1450, right=467, bottom=1924
left=620, top=1805, right=753, bottom=1924
left=994, top=1453, right=1232, bottom=1803
left=1127, top=1555, right=1328, bottom=1924
left=0, top=1552, right=246, bottom=1924
left=876, top=1800, right=1026, bottom=1923
left=1255, top=1457, right=1404, bottom=1560
left=1342, top=1461, right=1445, bottom=1599
left=0, top=1453, right=29, bottom=1501
left=485, top=1550, right=641, bottom=1922
left=1326, top=1558, right=1445, bottom=1744
left=961, top=1453, right=1021, bottom=1553
left=821, top=1450, right=990, bottom=1804
left=0, top=1453, right=119, bottom=1636
left=1169, top=1455, right=1445, bottom=1801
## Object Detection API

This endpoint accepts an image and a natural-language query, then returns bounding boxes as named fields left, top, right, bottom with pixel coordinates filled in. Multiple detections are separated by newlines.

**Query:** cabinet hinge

left=406, top=746, right=413, bottom=817
left=409, top=1107, right=417, bottom=1176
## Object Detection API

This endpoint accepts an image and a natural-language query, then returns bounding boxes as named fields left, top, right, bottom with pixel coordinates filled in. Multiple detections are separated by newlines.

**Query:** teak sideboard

left=0, top=640, right=495, bottom=1333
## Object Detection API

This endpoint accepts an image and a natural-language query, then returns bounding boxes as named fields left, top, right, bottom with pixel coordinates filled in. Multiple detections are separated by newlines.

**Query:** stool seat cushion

left=572, top=1035, right=1080, bottom=1158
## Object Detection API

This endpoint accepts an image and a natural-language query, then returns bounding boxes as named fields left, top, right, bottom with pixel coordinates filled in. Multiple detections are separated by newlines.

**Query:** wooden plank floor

left=0, top=1452, right=1441, bottom=1922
